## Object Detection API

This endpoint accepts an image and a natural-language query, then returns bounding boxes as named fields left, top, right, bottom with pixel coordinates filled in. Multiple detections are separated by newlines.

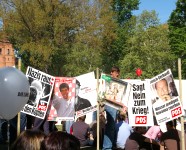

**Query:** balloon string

left=7, top=120, right=10, bottom=150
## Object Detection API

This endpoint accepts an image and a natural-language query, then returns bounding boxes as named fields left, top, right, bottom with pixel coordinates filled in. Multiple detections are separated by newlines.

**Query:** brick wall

left=0, top=40, right=15, bottom=68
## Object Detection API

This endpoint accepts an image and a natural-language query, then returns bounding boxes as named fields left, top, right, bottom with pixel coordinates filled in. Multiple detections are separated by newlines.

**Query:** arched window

left=7, top=49, right=10, bottom=55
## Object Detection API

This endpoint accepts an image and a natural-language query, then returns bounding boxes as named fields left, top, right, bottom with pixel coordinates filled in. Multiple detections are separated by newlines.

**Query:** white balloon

left=0, top=67, right=30, bottom=120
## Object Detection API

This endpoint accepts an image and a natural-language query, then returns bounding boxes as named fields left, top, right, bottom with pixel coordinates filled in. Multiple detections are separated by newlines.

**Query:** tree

left=0, top=0, right=77, bottom=75
left=111, top=0, right=140, bottom=26
left=119, top=11, right=175, bottom=79
left=168, top=0, right=186, bottom=78
left=64, top=0, right=117, bottom=76
left=101, top=0, right=140, bottom=73
left=0, top=0, right=119, bottom=76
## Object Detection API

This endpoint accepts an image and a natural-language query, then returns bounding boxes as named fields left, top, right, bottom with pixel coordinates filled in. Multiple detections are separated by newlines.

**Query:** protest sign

left=150, top=69, right=184, bottom=124
left=75, top=72, right=97, bottom=121
left=48, top=77, right=76, bottom=121
left=99, top=73, right=130, bottom=110
left=21, top=66, right=55, bottom=119
left=128, top=81, right=154, bottom=126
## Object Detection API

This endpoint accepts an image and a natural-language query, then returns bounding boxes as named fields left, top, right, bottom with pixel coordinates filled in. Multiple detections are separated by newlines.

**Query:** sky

left=133, top=0, right=177, bottom=23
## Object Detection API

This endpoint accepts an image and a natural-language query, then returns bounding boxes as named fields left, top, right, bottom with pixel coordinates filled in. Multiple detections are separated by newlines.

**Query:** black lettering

left=134, top=100, right=146, bottom=106
left=133, top=92, right=145, bottom=99
left=155, top=104, right=165, bottom=111
left=132, top=107, right=148, bottom=115
left=27, top=67, right=41, bottom=80
left=41, top=75, right=51, bottom=84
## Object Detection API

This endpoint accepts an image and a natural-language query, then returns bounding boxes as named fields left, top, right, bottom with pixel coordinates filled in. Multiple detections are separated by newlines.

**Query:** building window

left=7, top=49, right=10, bottom=55
left=0, top=48, right=2, bottom=55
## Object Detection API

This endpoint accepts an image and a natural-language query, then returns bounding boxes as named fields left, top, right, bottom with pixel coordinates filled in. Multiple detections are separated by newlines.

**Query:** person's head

left=135, top=126, right=147, bottom=134
left=155, top=79, right=170, bottom=102
left=110, top=66, right=120, bottom=78
left=41, top=131, right=80, bottom=150
left=59, top=83, right=69, bottom=100
left=75, top=80, right=81, bottom=97
left=78, top=115, right=86, bottom=122
left=117, top=110, right=126, bottom=122
left=11, top=129, right=45, bottom=150
left=166, top=120, right=177, bottom=130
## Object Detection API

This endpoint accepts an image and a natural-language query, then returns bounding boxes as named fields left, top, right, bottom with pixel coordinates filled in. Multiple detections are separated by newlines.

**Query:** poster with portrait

left=21, top=66, right=55, bottom=119
left=150, top=69, right=184, bottom=124
left=75, top=72, right=97, bottom=122
left=48, top=77, right=76, bottom=121
left=128, top=81, right=154, bottom=126
left=99, top=73, right=131, bottom=110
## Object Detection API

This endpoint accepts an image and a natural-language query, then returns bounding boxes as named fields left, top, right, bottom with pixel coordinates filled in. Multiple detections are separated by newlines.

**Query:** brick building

left=0, top=40, right=15, bottom=68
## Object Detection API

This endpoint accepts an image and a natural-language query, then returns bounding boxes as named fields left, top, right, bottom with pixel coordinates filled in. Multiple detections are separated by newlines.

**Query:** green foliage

left=0, top=0, right=177, bottom=79
left=0, top=0, right=75, bottom=74
left=168, top=0, right=186, bottom=78
left=102, top=0, right=140, bottom=73
left=0, top=0, right=119, bottom=76
left=119, top=11, right=175, bottom=79
left=111, top=0, right=140, bottom=26
left=65, top=0, right=118, bottom=76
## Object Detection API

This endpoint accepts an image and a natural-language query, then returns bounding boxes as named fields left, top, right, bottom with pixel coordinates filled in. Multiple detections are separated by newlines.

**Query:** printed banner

left=75, top=72, right=97, bottom=123
left=128, top=81, right=154, bottom=126
left=99, top=73, right=130, bottom=110
left=48, top=77, right=76, bottom=121
left=21, top=66, right=55, bottom=119
left=150, top=69, right=184, bottom=124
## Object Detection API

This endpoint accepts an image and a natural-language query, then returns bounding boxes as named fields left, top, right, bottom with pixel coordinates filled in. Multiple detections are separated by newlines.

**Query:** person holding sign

left=102, top=66, right=120, bottom=150
left=52, top=83, right=75, bottom=117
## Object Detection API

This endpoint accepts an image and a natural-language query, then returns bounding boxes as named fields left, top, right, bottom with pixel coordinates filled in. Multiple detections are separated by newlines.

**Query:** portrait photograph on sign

left=48, top=77, right=76, bottom=121
left=75, top=72, right=97, bottom=120
left=150, top=69, right=179, bottom=105
left=150, top=69, right=183, bottom=124
left=21, top=66, right=55, bottom=119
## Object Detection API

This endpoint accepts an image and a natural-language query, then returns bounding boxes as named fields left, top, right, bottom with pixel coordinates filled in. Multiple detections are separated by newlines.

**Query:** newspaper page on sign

left=48, top=77, right=76, bottom=121
left=21, top=66, right=55, bottom=119
left=150, top=69, right=184, bottom=125
left=75, top=72, right=97, bottom=122
left=99, top=73, right=130, bottom=110
left=128, top=80, right=154, bottom=126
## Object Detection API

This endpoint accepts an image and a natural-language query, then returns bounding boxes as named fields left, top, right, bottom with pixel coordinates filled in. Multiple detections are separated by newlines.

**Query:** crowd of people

left=0, top=66, right=185, bottom=150
left=1, top=112, right=183, bottom=150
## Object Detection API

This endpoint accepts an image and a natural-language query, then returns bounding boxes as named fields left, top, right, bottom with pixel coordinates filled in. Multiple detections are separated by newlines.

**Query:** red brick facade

left=0, top=40, right=15, bottom=68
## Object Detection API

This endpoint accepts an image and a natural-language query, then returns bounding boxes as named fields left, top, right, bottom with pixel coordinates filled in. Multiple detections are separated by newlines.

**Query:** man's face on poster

left=60, top=87, right=69, bottom=100
left=156, top=79, right=171, bottom=102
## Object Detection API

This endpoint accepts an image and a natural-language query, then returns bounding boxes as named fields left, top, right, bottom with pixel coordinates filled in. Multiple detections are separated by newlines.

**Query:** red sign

left=171, top=107, right=182, bottom=118
left=38, top=105, right=47, bottom=111
left=135, top=116, right=147, bottom=124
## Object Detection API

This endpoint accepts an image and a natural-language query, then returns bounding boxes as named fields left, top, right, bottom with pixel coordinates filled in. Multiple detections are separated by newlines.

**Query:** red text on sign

left=171, top=107, right=182, bottom=118
left=38, top=105, right=47, bottom=111
left=135, top=116, right=147, bottom=124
